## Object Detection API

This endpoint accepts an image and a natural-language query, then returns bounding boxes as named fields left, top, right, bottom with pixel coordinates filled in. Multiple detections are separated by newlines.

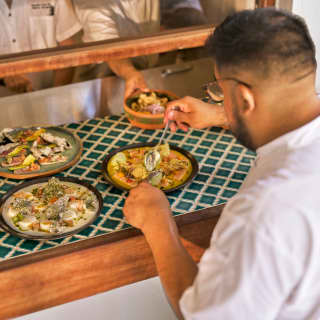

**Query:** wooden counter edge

left=0, top=204, right=224, bottom=319
left=0, top=25, right=214, bottom=77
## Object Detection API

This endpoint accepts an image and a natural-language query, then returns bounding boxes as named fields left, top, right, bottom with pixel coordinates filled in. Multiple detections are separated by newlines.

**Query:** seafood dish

left=1, top=177, right=99, bottom=236
left=106, top=143, right=194, bottom=191
left=128, top=92, right=174, bottom=114
left=0, top=127, right=72, bottom=175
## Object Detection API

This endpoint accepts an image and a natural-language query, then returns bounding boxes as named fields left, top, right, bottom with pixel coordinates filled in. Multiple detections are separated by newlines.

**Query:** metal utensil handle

left=157, top=121, right=170, bottom=146
left=161, top=65, right=193, bottom=78
left=158, top=106, right=180, bottom=146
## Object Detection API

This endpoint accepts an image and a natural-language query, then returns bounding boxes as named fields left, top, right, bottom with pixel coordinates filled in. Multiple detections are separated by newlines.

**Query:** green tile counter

left=0, top=115, right=256, bottom=261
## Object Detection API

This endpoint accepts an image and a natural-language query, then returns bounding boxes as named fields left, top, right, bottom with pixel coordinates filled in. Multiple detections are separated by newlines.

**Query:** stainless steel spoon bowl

left=144, top=105, right=181, bottom=171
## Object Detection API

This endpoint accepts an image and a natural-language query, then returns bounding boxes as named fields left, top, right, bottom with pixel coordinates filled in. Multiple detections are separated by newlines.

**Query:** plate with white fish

left=0, top=126, right=82, bottom=179
left=0, top=177, right=103, bottom=240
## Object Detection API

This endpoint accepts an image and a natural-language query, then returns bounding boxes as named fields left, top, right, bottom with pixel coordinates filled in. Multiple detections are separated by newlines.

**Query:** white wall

left=292, top=0, right=320, bottom=93
left=17, top=277, right=177, bottom=320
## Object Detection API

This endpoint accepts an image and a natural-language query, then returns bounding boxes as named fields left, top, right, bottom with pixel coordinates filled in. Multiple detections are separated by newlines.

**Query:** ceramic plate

left=0, top=127, right=82, bottom=179
left=102, top=142, right=199, bottom=193
left=0, top=177, right=103, bottom=240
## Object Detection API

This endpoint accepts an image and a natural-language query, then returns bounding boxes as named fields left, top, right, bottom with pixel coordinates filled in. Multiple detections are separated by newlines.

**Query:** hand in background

left=165, top=96, right=229, bottom=132
left=123, top=181, right=174, bottom=236
left=4, top=75, right=33, bottom=93
left=124, top=72, right=149, bottom=100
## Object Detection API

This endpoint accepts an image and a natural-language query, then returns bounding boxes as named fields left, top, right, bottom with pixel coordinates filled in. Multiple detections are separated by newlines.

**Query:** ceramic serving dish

left=101, top=142, right=199, bottom=193
left=0, top=177, right=103, bottom=240
left=124, top=90, right=179, bottom=130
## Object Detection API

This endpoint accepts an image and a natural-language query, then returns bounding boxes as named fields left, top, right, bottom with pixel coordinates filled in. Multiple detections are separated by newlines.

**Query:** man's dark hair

left=206, top=8, right=316, bottom=80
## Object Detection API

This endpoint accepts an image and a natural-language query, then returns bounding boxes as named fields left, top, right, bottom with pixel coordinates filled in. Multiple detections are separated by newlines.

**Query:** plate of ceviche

left=0, top=177, right=103, bottom=240
left=0, top=126, right=82, bottom=179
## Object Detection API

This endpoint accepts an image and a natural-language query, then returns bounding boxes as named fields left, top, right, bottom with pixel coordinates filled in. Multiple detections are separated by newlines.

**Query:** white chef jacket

left=0, top=0, right=81, bottom=90
left=72, top=0, right=159, bottom=80
left=180, top=115, right=320, bottom=319
left=73, top=0, right=159, bottom=43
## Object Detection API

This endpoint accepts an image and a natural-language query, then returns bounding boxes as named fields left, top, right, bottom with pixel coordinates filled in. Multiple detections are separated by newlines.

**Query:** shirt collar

left=257, top=116, right=320, bottom=158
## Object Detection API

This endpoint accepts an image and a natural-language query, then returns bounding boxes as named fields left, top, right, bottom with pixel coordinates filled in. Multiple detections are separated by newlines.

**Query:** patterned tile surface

left=0, top=115, right=256, bottom=260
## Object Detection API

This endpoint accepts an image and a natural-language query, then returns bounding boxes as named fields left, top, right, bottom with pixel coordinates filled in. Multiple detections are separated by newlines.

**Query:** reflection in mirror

left=161, top=0, right=207, bottom=29
left=0, top=0, right=82, bottom=96
left=71, top=0, right=209, bottom=99
left=0, top=0, right=256, bottom=99
left=72, top=0, right=161, bottom=99
left=0, top=0, right=260, bottom=129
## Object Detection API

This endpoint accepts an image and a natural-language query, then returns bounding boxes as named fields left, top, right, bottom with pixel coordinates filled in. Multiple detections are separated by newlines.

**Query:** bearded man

left=124, top=8, right=320, bottom=320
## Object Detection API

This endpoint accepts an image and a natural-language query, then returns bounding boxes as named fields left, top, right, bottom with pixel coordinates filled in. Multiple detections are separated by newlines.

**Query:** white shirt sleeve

left=180, top=193, right=305, bottom=320
left=55, top=0, right=82, bottom=43
left=74, top=4, right=119, bottom=43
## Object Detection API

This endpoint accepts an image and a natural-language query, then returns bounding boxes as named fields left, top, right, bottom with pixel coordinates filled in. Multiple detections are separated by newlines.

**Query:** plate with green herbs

left=0, top=177, right=102, bottom=240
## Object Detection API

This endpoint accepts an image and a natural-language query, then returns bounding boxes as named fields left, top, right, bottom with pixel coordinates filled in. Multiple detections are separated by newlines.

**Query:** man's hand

left=165, top=96, right=229, bottom=132
left=4, top=75, right=33, bottom=93
left=123, top=181, right=174, bottom=235
left=124, top=72, right=149, bottom=100
left=108, top=59, right=149, bottom=100
left=124, top=181, right=198, bottom=319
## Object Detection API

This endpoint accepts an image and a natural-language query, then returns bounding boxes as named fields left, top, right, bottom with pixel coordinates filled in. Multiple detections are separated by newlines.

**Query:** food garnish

left=129, top=92, right=171, bottom=114
left=6, top=178, right=98, bottom=234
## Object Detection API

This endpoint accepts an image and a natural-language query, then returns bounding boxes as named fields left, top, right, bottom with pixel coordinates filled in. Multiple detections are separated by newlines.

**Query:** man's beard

left=230, top=95, right=255, bottom=151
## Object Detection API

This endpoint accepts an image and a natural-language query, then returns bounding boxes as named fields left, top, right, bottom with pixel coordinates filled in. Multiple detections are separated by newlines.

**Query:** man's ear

left=235, top=84, right=255, bottom=116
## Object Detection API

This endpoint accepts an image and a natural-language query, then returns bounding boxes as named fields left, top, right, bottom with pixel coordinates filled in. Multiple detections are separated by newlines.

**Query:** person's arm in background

left=72, top=0, right=152, bottom=98
left=123, top=182, right=198, bottom=319
left=3, top=75, right=33, bottom=93
left=3, top=34, right=78, bottom=92
left=108, top=59, right=148, bottom=99
left=53, top=35, right=79, bottom=87
left=53, top=0, right=82, bottom=87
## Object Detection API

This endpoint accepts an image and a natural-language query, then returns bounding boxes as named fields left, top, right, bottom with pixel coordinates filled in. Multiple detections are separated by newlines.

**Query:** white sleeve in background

left=76, top=7, right=119, bottom=43
left=73, top=0, right=160, bottom=43
left=180, top=193, right=306, bottom=320
left=55, top=0, right=82, bottom=43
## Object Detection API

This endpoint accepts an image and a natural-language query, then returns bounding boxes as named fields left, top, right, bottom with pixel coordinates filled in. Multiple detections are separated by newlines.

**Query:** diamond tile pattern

left=0, top=115, right=256, bottom=260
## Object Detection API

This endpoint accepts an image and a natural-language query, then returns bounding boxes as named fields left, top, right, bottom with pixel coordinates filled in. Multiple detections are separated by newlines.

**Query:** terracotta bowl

left=124, top=90, right=179, bottom=130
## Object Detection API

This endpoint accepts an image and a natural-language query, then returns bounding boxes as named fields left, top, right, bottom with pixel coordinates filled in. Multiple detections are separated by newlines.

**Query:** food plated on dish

left=124, top=90, right=179, bottom=129
left=102, top=142, right=198, bottom=192
left=0, top=177, right=102, bottom=240
left=0, top=127, right=81, bottom=179
left=129, top=92, right=171, bottom=115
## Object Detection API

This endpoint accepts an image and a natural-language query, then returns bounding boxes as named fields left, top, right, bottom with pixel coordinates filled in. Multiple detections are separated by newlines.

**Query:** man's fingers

left=169, top=121, right=177, bottom=132
left=130, top=181, right=150, bottom=196
left=167, top=97, right=192, bottom=112
left=168, top=110, right=190, bottom=126
left=177, top=121, right=189, bottom=132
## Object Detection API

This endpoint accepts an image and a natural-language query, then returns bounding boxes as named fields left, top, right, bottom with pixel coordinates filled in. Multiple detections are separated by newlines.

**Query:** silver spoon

left=144, top=121, right=170, bottom=171
left=144, top=106, right=179, bottom=172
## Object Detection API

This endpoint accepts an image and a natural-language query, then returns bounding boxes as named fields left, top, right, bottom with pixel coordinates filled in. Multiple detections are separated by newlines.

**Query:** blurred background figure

left=160, top=0, right=207, bottom=29
left=0, top=0, right=81, bottom=96
left=159, top=0, right=208, bottom=65
left=73, top=0, right=160, bottom=99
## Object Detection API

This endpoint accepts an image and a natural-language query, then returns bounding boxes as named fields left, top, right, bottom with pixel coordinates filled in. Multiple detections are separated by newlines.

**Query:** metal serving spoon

left=144, top=106, right=180, bottom=172
left=144, top=120, right=170, bottom=172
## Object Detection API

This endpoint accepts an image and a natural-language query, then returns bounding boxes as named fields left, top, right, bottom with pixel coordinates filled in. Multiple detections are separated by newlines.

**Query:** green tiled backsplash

left=0, top=115, right=256, bottom=260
